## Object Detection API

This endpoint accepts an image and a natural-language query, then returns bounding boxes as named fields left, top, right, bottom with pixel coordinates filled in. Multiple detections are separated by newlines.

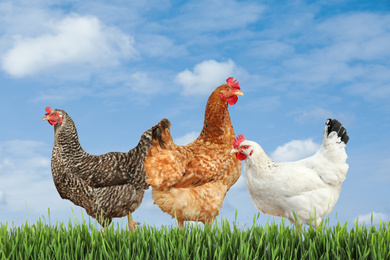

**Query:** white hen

left=232, top=119, right=349, bottom=227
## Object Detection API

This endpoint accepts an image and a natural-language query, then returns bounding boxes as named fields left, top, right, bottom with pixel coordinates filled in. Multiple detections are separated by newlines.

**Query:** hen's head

left=219, top=77, right=243, bottom=105
left=42, top=107, right=63, bottom=125
left=232, top=134, right=253, bottom=161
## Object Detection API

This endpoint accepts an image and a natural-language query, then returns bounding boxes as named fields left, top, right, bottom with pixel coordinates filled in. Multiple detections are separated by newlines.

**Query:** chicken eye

left=243, top=145, right=248, bottom=149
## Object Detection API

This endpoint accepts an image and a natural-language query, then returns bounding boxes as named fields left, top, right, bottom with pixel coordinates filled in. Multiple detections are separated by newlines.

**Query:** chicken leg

left=128, top=214, right=140, bottom=233
left=101, top=218, right=112, bottom=235
left=178, top=219, right=184, bottom=229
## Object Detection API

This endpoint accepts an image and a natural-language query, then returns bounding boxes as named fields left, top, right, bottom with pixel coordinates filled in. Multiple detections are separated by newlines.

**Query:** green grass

left=1, top=213, right=389, bottom=259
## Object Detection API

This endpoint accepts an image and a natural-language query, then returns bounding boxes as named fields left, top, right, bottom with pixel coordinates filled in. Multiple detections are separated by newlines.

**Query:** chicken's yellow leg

left=178, top=219, right=184, bottom=229
left=128, top=214, right=140, bottom=233
left=101, top=220, right=112, bottom=235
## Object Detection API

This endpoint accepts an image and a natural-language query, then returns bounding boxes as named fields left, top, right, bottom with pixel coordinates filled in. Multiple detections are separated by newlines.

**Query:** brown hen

left=144, top=77, right=243, bottom=228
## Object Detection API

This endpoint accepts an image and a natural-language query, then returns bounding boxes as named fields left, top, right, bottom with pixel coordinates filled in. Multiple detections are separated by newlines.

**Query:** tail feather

left=326, top=118, right=349, bottom=144
left=152, top=118, right=171, bottom=148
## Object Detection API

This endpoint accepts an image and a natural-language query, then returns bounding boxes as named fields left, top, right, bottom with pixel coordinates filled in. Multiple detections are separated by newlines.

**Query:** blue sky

left=0, top=0, right=389, bottom=229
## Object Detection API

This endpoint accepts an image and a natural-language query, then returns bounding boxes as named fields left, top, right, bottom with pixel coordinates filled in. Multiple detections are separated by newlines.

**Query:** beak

left=231, top=148, right=239, bottom=154
left=42, top=115, right=49, bottom=121
left=235, top=90, right=244, bottom=96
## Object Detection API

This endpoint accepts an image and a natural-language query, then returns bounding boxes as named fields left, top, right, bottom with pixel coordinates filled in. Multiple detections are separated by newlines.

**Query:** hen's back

left=301, top=118, right=349, bottom=187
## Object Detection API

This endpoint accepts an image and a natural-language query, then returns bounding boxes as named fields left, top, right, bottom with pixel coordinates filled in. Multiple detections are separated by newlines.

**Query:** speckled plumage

left=45, top=109, right=154, bottom=228
left=144, top=83, right=242, bottom=227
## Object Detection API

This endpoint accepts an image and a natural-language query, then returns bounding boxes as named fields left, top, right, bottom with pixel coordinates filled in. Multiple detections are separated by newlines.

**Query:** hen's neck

left=54, top=115, right=85, bottom=157
left=246, top=144, right=277, bottom=176
left=129, top=128, right=153, bottom=155
left=197, top=91, right=234, bottom=144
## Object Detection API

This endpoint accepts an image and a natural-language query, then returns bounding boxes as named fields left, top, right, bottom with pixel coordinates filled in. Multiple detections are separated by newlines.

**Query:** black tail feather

left=152, top=118, right=171, bottom=148
left=326, top=118, right=349, bottom=144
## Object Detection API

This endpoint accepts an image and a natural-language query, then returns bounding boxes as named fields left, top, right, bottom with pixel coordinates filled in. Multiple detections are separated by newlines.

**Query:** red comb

left=45, top=106, right=52, bottom=115
left=233, top=134, right=245, bottom=148
left=226, top=77, right=240, bottom=90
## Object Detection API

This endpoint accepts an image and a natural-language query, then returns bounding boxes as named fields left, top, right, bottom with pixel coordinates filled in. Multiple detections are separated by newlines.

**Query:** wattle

left=227, top=95, right=238, bottom=105
left=236, top=152, right=247, bottom=161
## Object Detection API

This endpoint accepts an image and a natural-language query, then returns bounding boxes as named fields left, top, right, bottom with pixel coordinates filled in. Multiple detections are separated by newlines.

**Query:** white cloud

left=1, top=14, right=136, bottom=77
left=176, top=59, right=239, bottom=96
left=270, top=138, right=320, bottom=162
left=174, top=131, right=199, bottom=145
left=354, top=212, right=389, bottom=226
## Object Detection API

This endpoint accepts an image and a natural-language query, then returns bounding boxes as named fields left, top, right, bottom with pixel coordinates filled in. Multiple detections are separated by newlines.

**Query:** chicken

left=231, top=119, right=349, bottom=227
left=144, top=77, right=243, bottom=228
left=42, top=107, right=158, bottom=232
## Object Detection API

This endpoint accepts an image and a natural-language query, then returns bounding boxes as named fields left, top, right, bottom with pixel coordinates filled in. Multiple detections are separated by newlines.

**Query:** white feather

left=240, top=121, right=349, bottom=226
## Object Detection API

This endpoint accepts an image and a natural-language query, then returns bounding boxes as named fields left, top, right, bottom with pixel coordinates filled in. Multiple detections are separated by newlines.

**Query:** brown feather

left=144, top=84, right=242, bottom=225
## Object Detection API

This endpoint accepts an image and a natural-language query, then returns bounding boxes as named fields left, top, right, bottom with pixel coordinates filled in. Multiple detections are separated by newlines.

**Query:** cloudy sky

left=1, top=0, right=389, bottom=229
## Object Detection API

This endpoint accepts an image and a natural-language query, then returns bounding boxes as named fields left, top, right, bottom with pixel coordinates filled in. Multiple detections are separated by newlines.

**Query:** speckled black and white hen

left=43, top=107, right=157, bottom=232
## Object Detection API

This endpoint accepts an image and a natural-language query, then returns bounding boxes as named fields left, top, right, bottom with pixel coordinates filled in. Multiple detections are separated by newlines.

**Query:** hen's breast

left=187, top=141, right=241, bottom=187
left=51, top=146, right=93, bottom=208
